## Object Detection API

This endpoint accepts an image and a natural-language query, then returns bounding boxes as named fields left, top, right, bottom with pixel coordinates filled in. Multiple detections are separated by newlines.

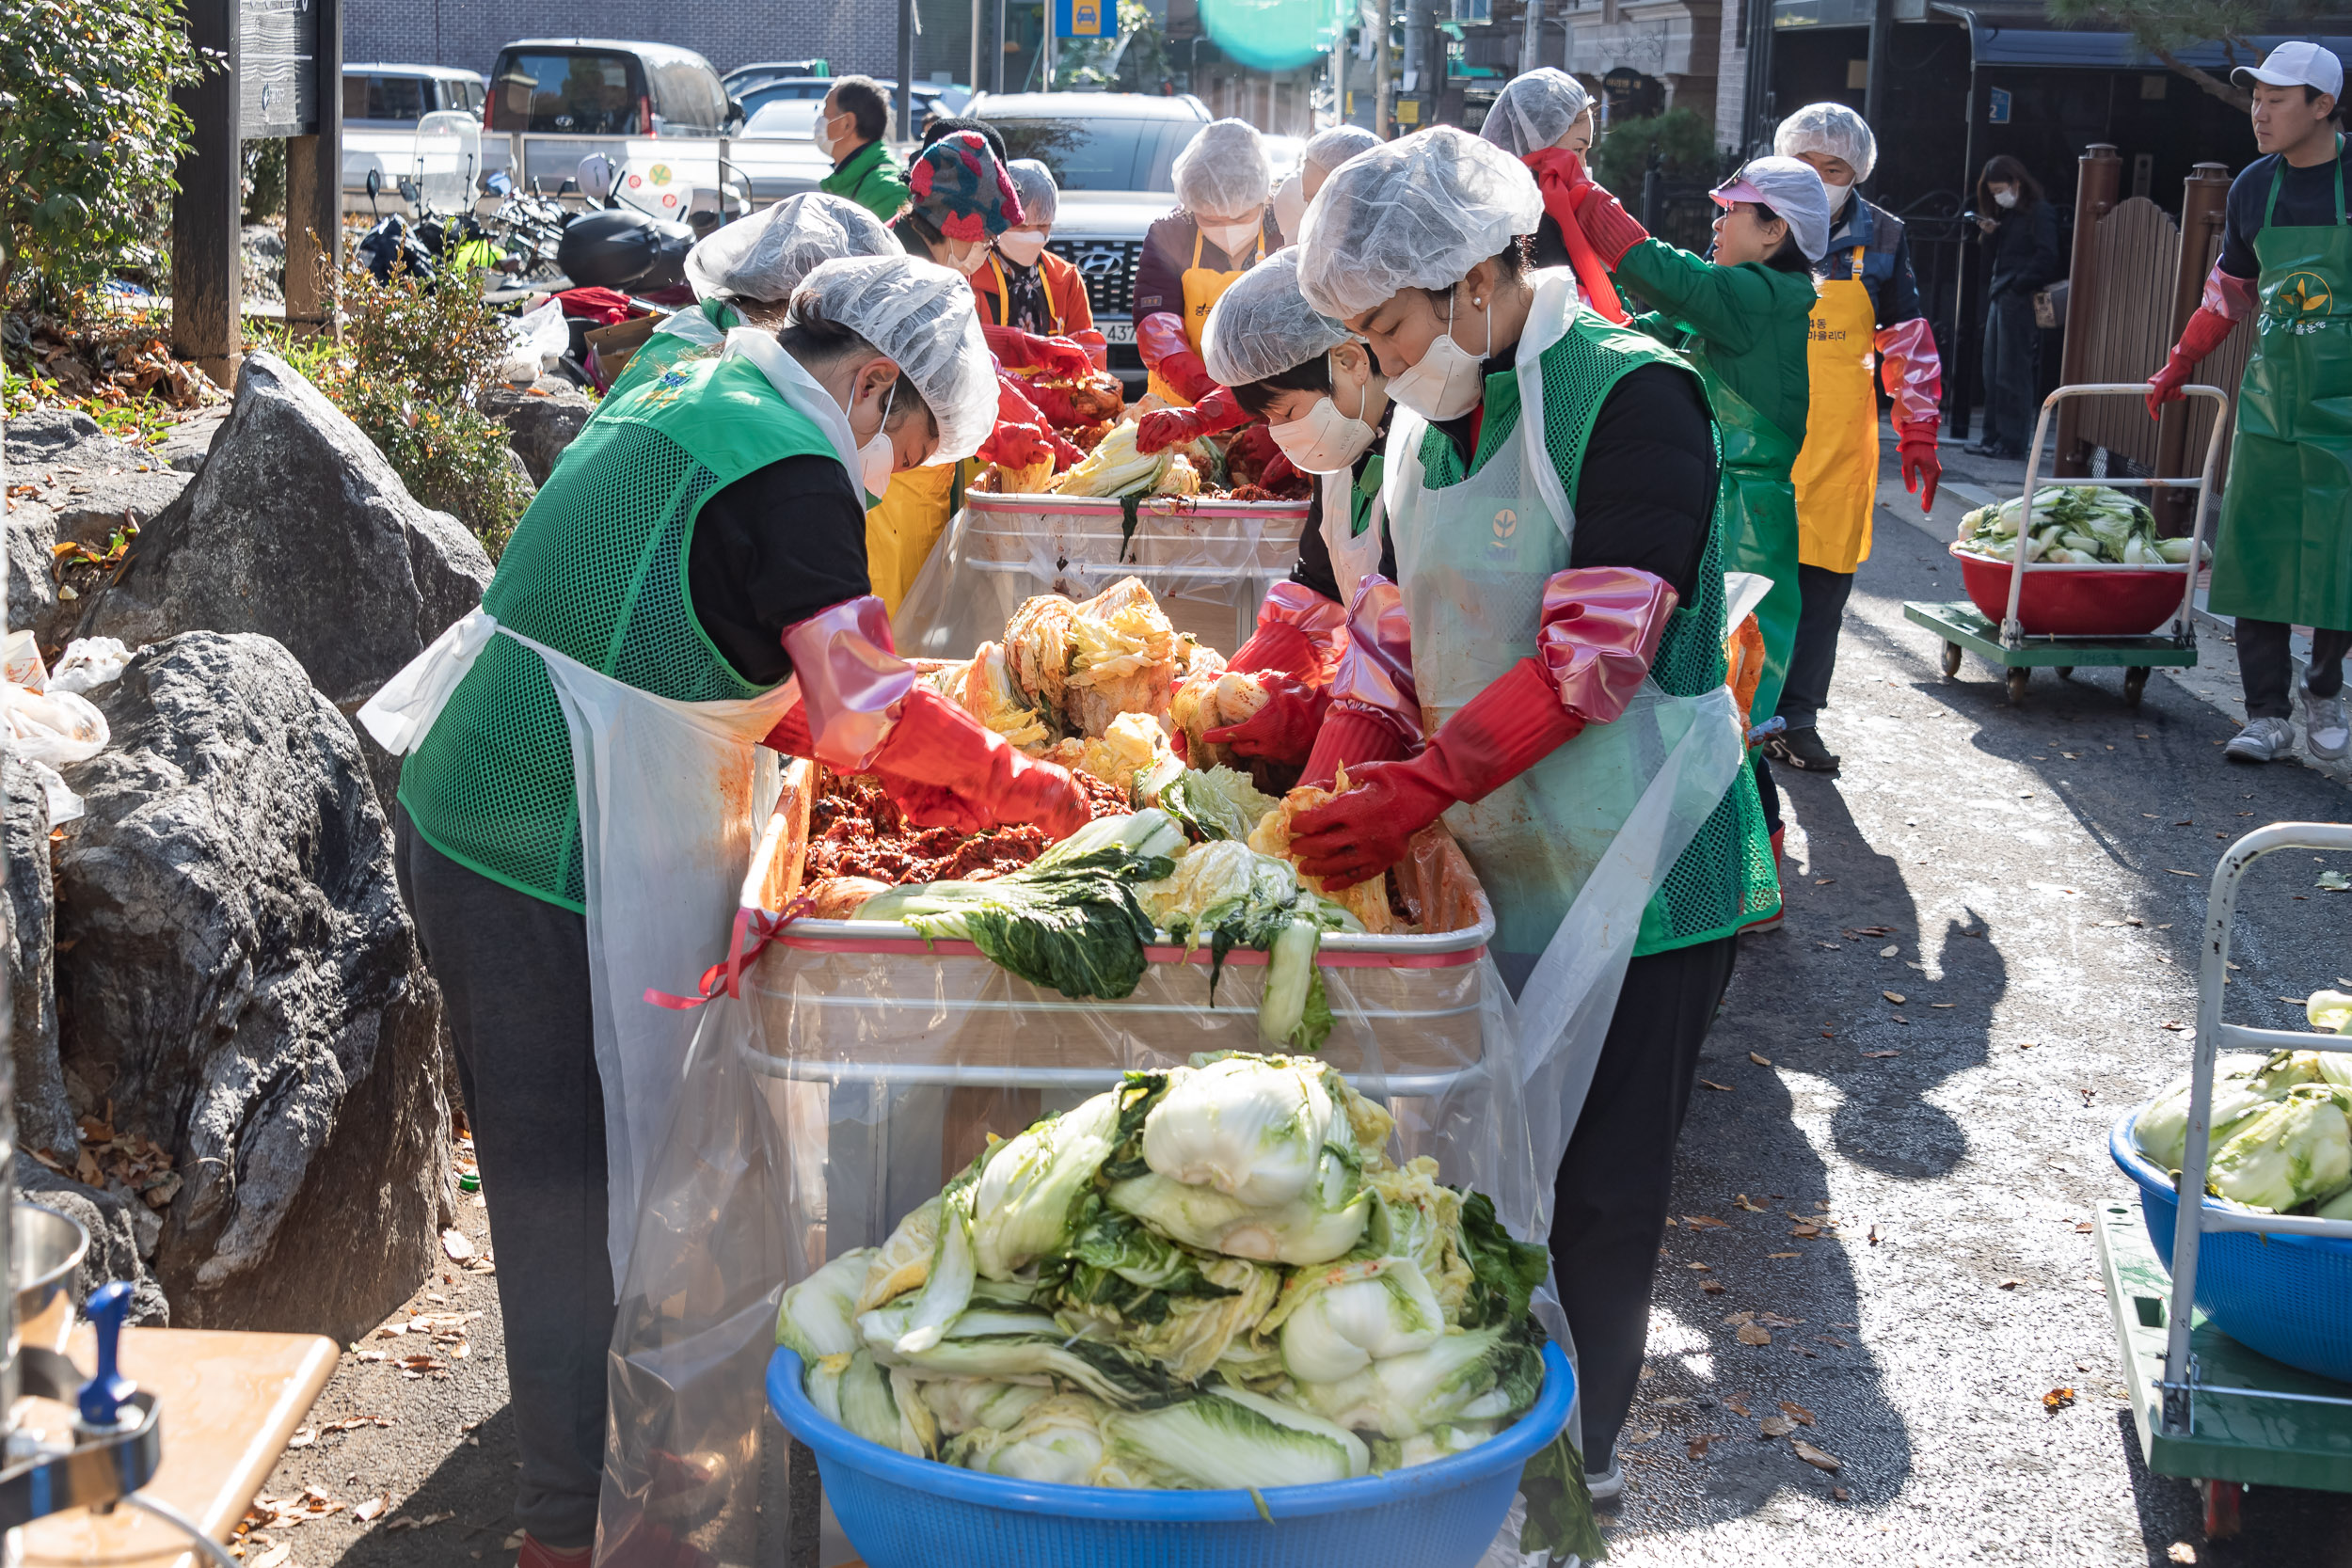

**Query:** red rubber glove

left=1521, top=149, right=1629, bottom=324
left=1224, top=421, right=1297, bottom=491
left=2146, top=307, right=2239, bottom=420
left=1574, top=184, right=1651, bottom=270
left=1137, top=386, right=1249, bottom=453
left=984, top=324, right=1095, bottom=379
left=1289, top=659, right=1583, bottom=889
left=867, top=686, right=1089, bottom=838
left=995, top=374, right=1086, bottom=464
left=1157, top=349, right=1220, bottom=405
left=1017, top=375, right=1089, bottom=430
left=978, top=421, right=1052, bottom=470
left=1203, top=675, right=1327, bottom=768
left=1299, top=708, right=1410, bottom=792
left=1897, top=420, right=1942, bottom=515
left=1071, top=328, right=1109, bottom=371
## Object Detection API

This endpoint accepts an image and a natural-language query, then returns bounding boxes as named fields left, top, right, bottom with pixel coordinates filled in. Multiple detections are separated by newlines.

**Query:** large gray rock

left=4, top=410, right=190, bottom=654
left=1, top=755, right=73, bottom=1160
left=483, top=380, right=596, bottom=485
left=73, top=352, right=494, bottom=715
left=53, top=632, right=453, bottom=1344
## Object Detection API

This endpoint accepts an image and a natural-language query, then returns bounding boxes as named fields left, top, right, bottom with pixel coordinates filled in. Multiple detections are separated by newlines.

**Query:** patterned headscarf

left=908, top=131, right=1025, bottom=242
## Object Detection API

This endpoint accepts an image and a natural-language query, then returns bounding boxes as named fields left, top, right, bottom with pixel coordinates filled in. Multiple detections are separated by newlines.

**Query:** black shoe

left=1964, top=441, right=1994, bottom=455
left=1765, top=725, right=1842, bottom=775
left=1980, top=445, right=2023, bottom=460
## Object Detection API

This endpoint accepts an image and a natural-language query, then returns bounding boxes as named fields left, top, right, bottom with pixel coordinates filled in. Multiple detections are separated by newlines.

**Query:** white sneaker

left=1585, top=1458, right=1623, bottom=1501
left=2226, top=716, right=2297, bottom=764
left=2303, top=689, right=2350, bottom=761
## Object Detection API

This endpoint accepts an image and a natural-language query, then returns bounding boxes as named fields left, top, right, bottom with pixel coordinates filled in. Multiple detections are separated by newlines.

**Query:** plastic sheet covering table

left=891, top=492, right=1309, bottom=659
left=592, top=740, right=1716, bottom=1567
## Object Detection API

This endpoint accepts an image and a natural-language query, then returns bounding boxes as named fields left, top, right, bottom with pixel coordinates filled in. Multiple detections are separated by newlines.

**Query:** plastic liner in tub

left=892, top=491, right=1309, bottom=660
left=767, top=1343, right=1575, bottom=1568
left=2109, top=1108, right=2352, bottom=1384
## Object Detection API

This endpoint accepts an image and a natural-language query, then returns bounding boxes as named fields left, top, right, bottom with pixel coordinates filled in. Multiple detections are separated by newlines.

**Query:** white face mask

left=813, top=114, right=841, bottom=163
left=1826, top=179, right=1854, bottom=215
left=1267, top=353, right=1377, bottom=473
left=1271, top=174, right=1306, bottom=244
left=995, top=230, right=1049, bottom=268
left=858, top=380, right=898, bottom=501
left=942, top=238, right=991, bottom=277
left=1994, top=188, right=2019, bottom=210
left=1385, top=289, right=1489, bottom=422
left=1201, top=218, right=1263, bottom=260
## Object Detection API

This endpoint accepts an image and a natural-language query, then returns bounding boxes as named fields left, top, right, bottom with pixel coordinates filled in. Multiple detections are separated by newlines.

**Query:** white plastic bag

left=3, top=630, right=47, bottom=691
left=0, top=681, right=108, bottom=824
left=501, top=298, right=570, bottom=385
left=48, top=637, right=133, bottom=697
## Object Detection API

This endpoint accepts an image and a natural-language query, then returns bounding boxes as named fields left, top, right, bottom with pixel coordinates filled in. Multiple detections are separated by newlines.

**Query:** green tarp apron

left=1686, top=348, right=1803, bottom=729
left=2211, top=141, right=2352, bottom=630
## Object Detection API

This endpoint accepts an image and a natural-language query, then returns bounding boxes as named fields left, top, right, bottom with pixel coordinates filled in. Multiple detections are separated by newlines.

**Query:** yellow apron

left=1791, top=246, right=1881, bottom=575
left=983, top=254, right=1069, bottom=336
left=865, top=461, right=966, bottom=616
left=1144, top=229, right=1260, bottom=406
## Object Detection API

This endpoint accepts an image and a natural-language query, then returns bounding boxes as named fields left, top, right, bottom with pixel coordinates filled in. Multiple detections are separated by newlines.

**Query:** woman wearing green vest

left=359, top=254, right=1084, bottom=1568
left=1290, top=127, right=1772, bottom=1501
left=598, top=192, right=900, bottom=409
left=1565, top=152, right=1829, bottom=910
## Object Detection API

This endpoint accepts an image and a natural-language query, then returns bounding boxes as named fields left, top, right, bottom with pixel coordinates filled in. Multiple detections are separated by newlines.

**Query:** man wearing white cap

left=2148, top=40, right=2352, bottom=766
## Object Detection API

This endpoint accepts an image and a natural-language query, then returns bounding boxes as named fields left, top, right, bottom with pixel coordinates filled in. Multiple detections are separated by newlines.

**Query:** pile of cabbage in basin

left=777, top=1053, right=1598, bottom=1560
left=1957, top=484, right=2204, bottom=565
left=2134, top=1026, right=2352, bottom=1217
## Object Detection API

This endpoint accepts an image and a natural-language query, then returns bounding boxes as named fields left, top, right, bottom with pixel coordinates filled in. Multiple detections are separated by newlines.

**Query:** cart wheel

left=2006, top=669, right=2030, bottom=705
left=2199, top=1478, right=2243, bottom=1540
left=2123, top=666, right=2149, bottom=707
left=2055, top=665, right=2074, bottom=681
left=1941, top=641, right=1963, bottom=677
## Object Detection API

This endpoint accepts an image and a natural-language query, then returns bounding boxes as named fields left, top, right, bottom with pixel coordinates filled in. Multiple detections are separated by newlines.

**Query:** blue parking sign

left=1057, top=0, right=1109, bottom=36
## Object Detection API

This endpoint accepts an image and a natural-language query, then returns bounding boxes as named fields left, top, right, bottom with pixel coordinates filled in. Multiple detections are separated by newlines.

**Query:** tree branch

left=2153, top=44, right=2252, bottom=111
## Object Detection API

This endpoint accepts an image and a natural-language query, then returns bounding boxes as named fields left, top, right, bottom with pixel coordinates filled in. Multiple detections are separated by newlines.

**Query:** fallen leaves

left=321, top=1415, right=393, bottom=1433
left=286, top=1428, right=315, bottom=1449
left=1789, top=1224, right=1821, bottom=1239
left=1766, top=1251, right=1802, bottom=1259
left=1701, top=1280, right=1726, bottom=1294
left=1863, top=1050, right=1901, bottom=1058
left=1736, top=1323, right=1773, bottom=1346
left=2168, top=1544, right=2198, bottom=1563
left=1682, top=1215, right=1727, bottom=1229
left=1733, top=1194, right=1767, bottom=1212
left=354, top=1494, right=390, bottom=1523
left=2043, top=1387, right=2077, bottom=1412
left=1792, top=1439, right=1842, bottom=1472
left=1748, top=1052, right=1772, bottom=1067
left=29, top=1102, right=180, bottom=1211
left=1687, top=1433, right=1718, bottom=1459
left=1998, top=1278, right=2026, bottom=1291
left=1699, top=1079, right=1734, bottom=1092
left=1779, top=1401, right=1817, bottom=1426
left=1882, top=990, right=1907, bottom=1004
left=1723, top=1397, right=1751, bottom=1417
left=1759, top=1415, right=1796, bottom=1437
left=440, top=1228, right=475, bottom=1262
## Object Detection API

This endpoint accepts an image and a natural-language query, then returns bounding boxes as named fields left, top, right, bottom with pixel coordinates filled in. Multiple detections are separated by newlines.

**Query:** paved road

left=251, top=450, right=2352, bottom=1568
left=1606, top=464, right=2352, bottom=1565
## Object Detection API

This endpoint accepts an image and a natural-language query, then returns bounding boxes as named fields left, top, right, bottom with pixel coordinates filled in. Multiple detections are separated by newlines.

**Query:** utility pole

left=1373, top=0, right=1393, bottom=135
left=971, top=0, right=982, bottom=94
left=1862, top=0, right=1893, bottom=159
left=897, top=0, right=916, bottom=138
left=1520, top=0, right=1543, bottom=74
left=992, top=0, right=1005, bottom=91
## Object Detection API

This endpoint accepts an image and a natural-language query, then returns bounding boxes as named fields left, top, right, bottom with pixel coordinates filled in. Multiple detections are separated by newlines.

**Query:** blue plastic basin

left=767, top=1340, right=1574, bottom=1568
left=2110, top=1107, right=2352, bottom=1384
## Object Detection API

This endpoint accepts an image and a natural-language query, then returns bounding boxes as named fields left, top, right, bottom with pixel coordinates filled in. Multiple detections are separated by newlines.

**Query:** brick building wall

left=347, top=0, right=970, bottom=85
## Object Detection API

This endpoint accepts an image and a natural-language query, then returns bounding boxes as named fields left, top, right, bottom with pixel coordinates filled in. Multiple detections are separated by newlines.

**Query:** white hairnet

left=1720, top=155, right=1833, bottom=264
left=1295, top=127, right=1543, bottom=321
left=685, top=192, right=898, bottom=304
left=1773, top=101, right=1878, bottom=183
left=1005, top=159, right=1058, bottom=229
left=1478, top=69, right=1594, bottom=158
left=1302, top=124, right=1382, bottom=180
left=792, top=254, right=1000, bottom=464
left=1200, top=247, right=1351, bottom=388
left=1172, top=118, right=1273, bottom=217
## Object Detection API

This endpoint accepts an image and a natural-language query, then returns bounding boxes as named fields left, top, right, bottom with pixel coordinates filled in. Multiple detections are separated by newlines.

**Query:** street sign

left=1055, top=0, right=1110, bottom=39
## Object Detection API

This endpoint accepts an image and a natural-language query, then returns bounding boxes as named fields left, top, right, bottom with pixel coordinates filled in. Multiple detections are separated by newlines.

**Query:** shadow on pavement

left=329, top=1402, right=520, bottom=1566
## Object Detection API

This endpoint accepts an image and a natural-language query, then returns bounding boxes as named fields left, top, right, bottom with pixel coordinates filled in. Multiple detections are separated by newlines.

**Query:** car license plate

left=1102, top=320, right=1136, bottom=345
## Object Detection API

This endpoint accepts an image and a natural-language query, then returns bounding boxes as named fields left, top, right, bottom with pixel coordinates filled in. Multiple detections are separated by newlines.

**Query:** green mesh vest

left=1412, top=313, right=1780, bottom=954
left=398, top=351, right=840, bottom=911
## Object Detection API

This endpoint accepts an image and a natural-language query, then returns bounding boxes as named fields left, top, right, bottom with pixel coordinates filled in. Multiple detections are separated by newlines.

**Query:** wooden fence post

left=282, top=0, right=342, bottom=338
left=171, top=0, right=244, bottom=388
left=2153, top=162, right=2233, bottom=532
left=2054, top=143, right=2121, bottom=479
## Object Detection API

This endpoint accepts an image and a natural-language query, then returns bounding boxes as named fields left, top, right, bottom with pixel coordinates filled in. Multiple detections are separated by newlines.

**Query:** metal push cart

left=2096, top=824, right=2352, bottom=1539
left=1903, top=383, right=2230, bottom=707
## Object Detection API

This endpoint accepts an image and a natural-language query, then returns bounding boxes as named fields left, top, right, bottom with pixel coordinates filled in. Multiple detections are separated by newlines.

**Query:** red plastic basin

left=1949, top=543, right=2189, bottom=636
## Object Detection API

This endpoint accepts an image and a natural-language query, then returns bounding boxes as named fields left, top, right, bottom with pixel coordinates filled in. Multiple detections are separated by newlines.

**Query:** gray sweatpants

left=396, top=813, right=612, bottom=1551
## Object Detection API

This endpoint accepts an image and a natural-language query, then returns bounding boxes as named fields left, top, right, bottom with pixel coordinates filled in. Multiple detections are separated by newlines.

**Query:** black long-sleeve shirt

left=1980, top=200, right=2060, bottom=300
left=2218, top=150, right=2350, bottom=278
left=1432, top=348, right=1718, bottom=603
left=685, top=454, right=871, bottom=686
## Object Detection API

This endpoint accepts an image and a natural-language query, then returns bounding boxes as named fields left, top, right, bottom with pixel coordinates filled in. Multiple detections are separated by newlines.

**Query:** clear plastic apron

left=359, top=334, right=856, bottom=1285
left=1321, top=457, right=1390, bottom=607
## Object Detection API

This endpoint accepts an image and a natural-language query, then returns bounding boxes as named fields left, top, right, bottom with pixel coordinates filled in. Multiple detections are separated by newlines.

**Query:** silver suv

left=970, top=92, right=1216, bottom=393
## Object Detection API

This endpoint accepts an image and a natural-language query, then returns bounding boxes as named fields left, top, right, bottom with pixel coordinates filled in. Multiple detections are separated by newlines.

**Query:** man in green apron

left=2150, top=41, right=2352, bottom=765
